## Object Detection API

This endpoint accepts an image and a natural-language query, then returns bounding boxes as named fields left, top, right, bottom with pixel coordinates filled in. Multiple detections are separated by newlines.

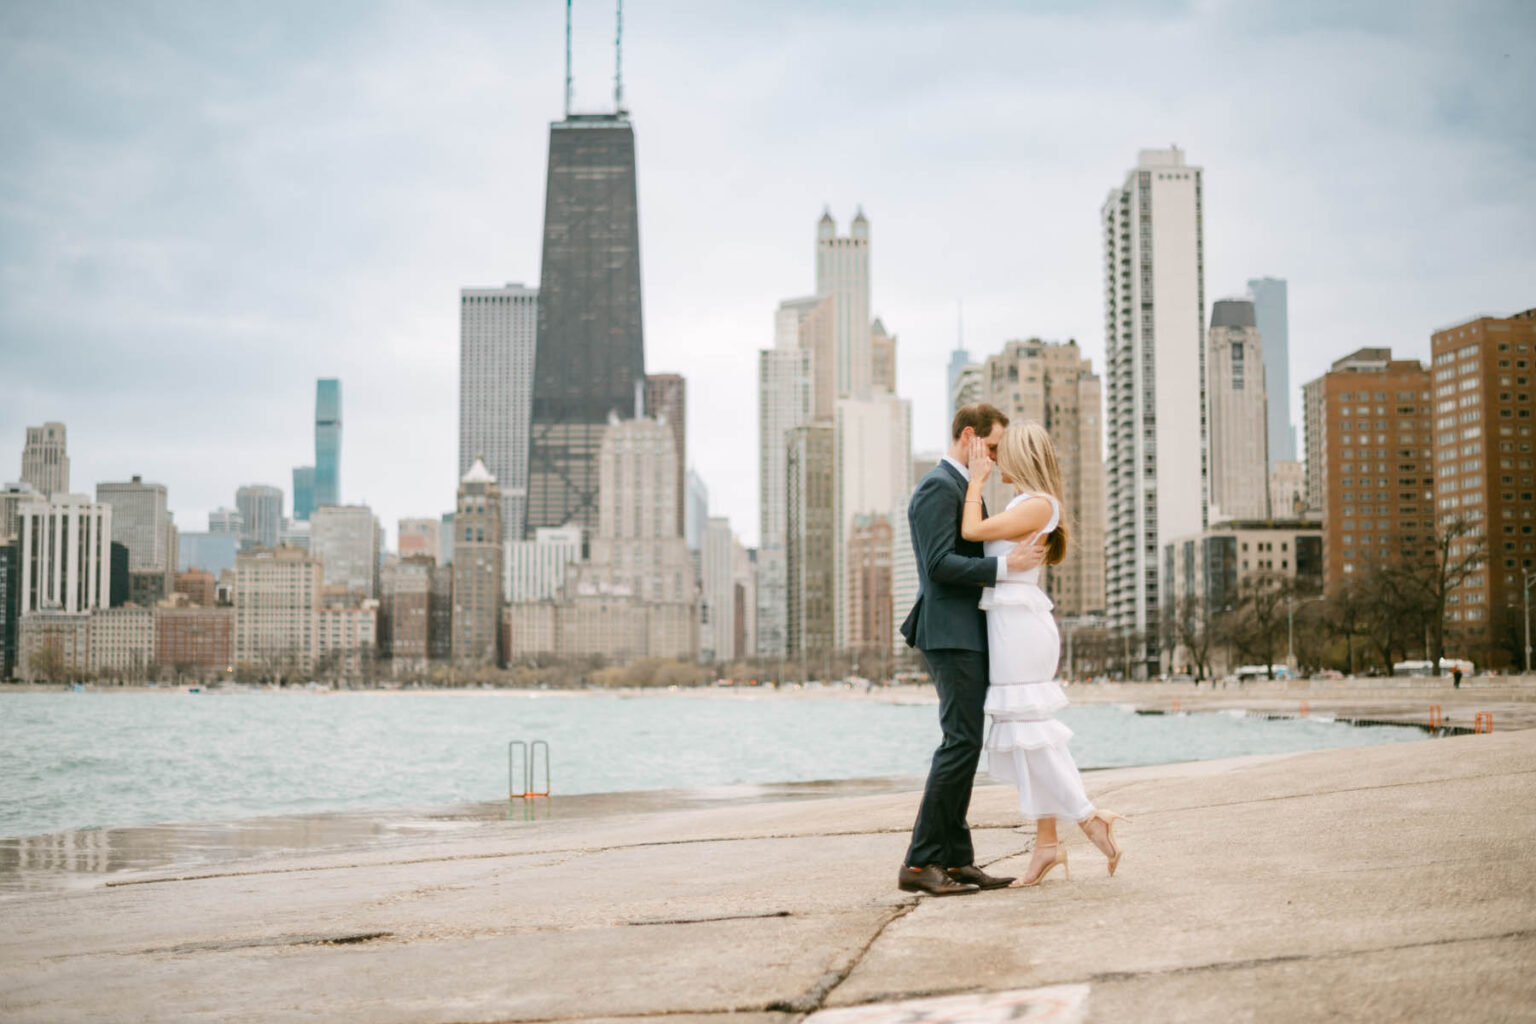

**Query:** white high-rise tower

left=816, top=208, right=871, bottom=401
left=459, top=282, right=538, bottom=542
left=757, top=305, right=814, bottom=659
left=1102, top=147, right=1206, bottom=676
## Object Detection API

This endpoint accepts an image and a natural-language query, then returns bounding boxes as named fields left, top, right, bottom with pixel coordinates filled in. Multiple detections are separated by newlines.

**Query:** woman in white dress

left=961, top=422, right=1126, bottom=887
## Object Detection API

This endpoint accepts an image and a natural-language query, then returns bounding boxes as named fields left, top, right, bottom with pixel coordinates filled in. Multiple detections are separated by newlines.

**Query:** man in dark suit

left=898, top=403, right=1045, bottom=895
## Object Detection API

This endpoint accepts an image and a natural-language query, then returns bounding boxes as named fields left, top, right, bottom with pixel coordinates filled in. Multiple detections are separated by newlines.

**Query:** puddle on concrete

left=0, top=775, right=926, bottom=895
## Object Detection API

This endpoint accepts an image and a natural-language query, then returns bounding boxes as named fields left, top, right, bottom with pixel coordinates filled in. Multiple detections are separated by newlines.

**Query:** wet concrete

left=0, top=775, right=926, bottom=895
left=1, top=731, right=1533, bottom=1022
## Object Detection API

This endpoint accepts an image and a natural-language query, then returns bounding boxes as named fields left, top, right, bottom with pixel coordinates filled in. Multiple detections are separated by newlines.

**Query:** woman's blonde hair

left=995, top=421, right=1070, bottom=565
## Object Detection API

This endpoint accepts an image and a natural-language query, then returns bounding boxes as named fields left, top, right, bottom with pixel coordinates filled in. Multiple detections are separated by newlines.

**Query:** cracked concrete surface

left=2, top=731, right=1533, bottom=1022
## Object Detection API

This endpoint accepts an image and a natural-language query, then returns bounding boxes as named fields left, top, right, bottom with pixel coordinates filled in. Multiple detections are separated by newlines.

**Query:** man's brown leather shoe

left=898, top=863, right=980, bottom=896
left=947, top=864, right=1015, bottom=890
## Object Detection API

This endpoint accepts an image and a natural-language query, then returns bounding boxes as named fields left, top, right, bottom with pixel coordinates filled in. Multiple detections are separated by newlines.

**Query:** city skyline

left=1, top=2, right=1532, bottom=551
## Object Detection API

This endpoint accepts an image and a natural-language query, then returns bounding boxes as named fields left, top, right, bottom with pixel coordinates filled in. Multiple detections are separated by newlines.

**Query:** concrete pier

left=2, top=727, right=1533, bottom=1022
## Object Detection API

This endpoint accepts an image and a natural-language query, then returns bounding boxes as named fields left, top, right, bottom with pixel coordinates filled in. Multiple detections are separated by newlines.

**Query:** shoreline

left=0, top=702, right=1456, bottom=890
left=4, top=681, right=1527, bottom=886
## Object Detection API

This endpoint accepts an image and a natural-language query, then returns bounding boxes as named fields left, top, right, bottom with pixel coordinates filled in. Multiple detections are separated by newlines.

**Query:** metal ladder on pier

left=508, top=740, right=551, bottom=800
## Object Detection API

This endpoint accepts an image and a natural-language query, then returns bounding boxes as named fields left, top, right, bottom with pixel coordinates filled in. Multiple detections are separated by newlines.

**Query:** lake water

left=0, top=689, right=1427, bottom=840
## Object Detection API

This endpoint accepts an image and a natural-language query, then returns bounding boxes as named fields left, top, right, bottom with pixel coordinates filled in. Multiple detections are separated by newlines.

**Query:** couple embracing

left=898, top=403, right=1125, bottom=895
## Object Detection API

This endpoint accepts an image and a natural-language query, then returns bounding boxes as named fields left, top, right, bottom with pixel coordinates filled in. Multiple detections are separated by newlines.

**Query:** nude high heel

left=1082, top=810, right=1129, bottom=876
left=1012, top=842, right=1069, bottom=887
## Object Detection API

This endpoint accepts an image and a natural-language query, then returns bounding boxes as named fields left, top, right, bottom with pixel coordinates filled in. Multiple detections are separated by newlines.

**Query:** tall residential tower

left=1102, top=147, right=1206, bottom=676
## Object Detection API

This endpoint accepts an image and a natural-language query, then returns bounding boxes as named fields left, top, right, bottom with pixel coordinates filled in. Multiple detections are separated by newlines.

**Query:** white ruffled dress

left=980, top=492, right=1095, bottom=822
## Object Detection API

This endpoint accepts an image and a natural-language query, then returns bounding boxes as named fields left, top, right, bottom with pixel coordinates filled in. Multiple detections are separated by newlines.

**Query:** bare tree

left=1394, top=517, right=1487, bottom=674
left=29, top=642, right=67, bottom=684
left=1352, top=563, right=1419, bottom=673
left=1227, top=572, right=1292, bottom=679
left=1324, top=581, right=1370, bottom=675
left=1167, top=594, right=1218, bottom=683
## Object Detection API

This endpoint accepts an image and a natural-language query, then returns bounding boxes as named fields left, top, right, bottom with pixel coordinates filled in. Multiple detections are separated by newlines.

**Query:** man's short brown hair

left=951, top=403, right=1009, bottom=441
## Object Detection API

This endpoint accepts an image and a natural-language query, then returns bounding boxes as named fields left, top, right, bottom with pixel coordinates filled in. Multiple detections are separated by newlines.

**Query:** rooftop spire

left=563, top=0, right=572, bottom=118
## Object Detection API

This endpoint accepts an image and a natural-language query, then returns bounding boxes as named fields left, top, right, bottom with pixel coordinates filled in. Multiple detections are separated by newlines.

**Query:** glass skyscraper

left=314, top=378, right=341, bottom=510
left=526, top=113, right=646, bottom=543
left=1246, top=277, right=1294, bottom=466
left=292, top=465, right=315, bottom=522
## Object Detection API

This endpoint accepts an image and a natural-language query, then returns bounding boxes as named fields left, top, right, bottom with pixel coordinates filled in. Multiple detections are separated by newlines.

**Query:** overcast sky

left=2, top=0, right=1532, bottom=550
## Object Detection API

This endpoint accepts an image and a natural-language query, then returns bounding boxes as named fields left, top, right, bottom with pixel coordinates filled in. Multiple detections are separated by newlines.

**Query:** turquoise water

left=0, top=690, right=1424, bottom=839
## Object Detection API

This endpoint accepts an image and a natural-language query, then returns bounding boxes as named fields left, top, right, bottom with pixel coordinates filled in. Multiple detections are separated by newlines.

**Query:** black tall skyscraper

left=526, top=110, right=646, bottom=542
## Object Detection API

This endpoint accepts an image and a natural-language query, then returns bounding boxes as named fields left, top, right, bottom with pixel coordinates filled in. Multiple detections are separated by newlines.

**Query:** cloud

left=1, top=0, right=1532, bottom=552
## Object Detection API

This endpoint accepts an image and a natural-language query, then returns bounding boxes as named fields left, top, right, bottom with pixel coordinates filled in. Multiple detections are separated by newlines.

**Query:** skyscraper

left=777, top=295, right=836, bottom=422
left=786, top=424, right=835, bottom=664
left=96, top=476, right=174, bottom=572
left=870, top=318, right=897, bottom=395
left=460, top=283, right=538, bottom=542
left=1102, top=147, right=1207, bottom=675
left=17, top=494, right=113, bottom=614
left=757, top=343, right=813, bottom=660
left=397, top=517, right=442, bottom=565
left=451, top=458, right=504, bottom=666
left=1206, top=300, right=1271, bottom=522
left=951, top=362, right=984, bottom=416
left=1248, top=277, right=1295, bottom=466
left=310, top=505, right=382, bottom=598
left=644, top=373, right=687, bottom=534
left=1, top=543, right=21, bottom=680
left=701, top=516, right=735, bottom=664
left=292, top=466, right=315, bottom=523
left=1, top=482, right=45, bottom=546
left=975, top=338, right=1106, bottom=617
left=833, top=395, right=911, bottom=651
left=208, top=507, right=243, bottom=536
left=1304, top=348, right=1432, bottom=593
left=1430, top=309, right=1536, bottom=667
left=235, top=485, right=284, bottom=550
left=20, top=423, right=68, bottom=497
left=684, top=470, right=708, bottom=552
left=946, top=348, right=973, bottom=416
left=314, top=379, right=342, bottom=510
left=585, top=415, right=696, bottom=656
left=847, top=513, right=893, bottom=659
left=234, top=546, right=321, bottom=677
left=506, top=525, right=582, bottom=602
left=527, top=109, right=646, bottom=542
left=816, top=209, right=872, bottom=401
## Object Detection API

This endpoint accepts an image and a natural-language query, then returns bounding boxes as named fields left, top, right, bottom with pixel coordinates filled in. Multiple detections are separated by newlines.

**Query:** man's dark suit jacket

left=899, top=460, right=997, bottom=652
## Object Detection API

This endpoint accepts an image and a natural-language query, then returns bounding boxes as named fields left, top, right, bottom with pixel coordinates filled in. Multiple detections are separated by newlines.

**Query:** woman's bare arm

left=961, top=493, right=1053, bottom=542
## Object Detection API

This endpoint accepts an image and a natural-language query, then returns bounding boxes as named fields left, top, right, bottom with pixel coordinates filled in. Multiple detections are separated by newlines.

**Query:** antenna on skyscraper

left=957, top=299, right=965, bottom=350
left=564, top=0, right=573, bottom=118
left=614, top=0, right=624, bottom=112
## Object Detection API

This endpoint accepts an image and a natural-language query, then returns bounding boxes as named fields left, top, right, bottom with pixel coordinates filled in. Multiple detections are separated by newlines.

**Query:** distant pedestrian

left=1453, top=666, right=1463, bottom=689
